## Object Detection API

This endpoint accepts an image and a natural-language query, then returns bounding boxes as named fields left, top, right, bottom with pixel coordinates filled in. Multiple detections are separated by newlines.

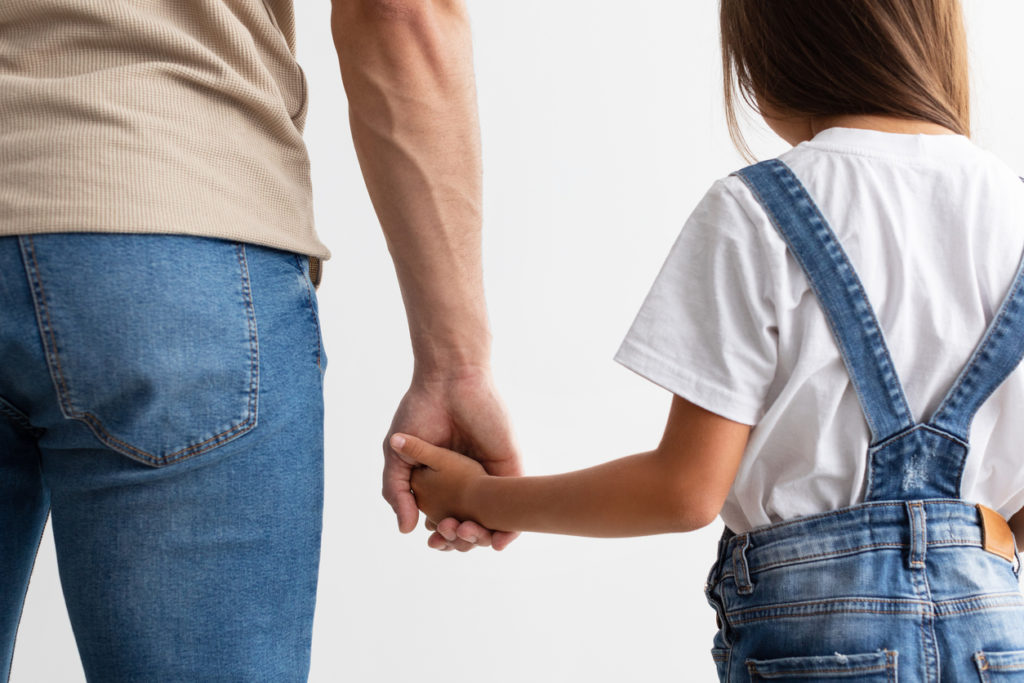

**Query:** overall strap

left=927, top=220, right=1024, bottom=441
left=734, top=159, right=915, bottom=445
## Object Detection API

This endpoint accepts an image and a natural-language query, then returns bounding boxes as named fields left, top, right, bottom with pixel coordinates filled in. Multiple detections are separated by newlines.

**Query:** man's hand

left=384, top=368, right=521, bottom=551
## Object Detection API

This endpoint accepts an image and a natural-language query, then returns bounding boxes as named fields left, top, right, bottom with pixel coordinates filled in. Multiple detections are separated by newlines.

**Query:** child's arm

left=393, top=395, right=750, bottom=538
left=1010, top=507, right=1024, bottom=552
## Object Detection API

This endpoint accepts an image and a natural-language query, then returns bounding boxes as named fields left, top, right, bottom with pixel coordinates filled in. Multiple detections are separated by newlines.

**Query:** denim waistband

left=713, top=500, right=1008, bottom=585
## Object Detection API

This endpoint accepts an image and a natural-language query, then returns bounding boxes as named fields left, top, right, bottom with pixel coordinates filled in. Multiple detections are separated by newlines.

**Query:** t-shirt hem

left=613, top=338, right=763, bottom=426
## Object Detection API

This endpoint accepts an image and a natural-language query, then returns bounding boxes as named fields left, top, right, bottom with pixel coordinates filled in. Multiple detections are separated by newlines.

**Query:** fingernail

left=390, top=434, right=405, bottom=450
left=466, top=535, right=478, bottom=544
left=441, top=530, right=457, bottom=542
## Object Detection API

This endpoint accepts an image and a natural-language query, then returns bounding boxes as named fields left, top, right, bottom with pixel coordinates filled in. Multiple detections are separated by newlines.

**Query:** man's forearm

left=331, top=0, right=489, bottom=376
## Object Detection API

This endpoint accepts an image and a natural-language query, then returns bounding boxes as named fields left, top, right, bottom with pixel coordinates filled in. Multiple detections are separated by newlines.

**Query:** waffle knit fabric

left=0, top=0, right=330, bottom=261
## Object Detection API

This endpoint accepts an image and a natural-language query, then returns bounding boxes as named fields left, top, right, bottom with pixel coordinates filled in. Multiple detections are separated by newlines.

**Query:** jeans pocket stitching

left=746, top=649, right=897, bottom=680
left=19, top=236, right=260, bottom=466
left=974, top=649, right=1024, bottom=680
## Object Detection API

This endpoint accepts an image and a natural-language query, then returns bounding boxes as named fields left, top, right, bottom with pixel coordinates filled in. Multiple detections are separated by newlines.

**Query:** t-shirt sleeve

left=614, top=177, right=778, bottom=425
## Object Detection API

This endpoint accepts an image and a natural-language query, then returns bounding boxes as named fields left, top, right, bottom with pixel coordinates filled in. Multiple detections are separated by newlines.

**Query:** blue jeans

left=0, top=234, right=326, bottom=681
left=705, top=501, right=1024, bottom=681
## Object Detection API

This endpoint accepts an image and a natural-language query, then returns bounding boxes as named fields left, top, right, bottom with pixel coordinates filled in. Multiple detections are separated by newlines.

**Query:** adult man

left=0, top=0, right=517, bottom=679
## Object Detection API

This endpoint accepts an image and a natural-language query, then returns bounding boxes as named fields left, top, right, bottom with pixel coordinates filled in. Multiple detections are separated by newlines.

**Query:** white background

left=13, top=2, right=1024, bottom=681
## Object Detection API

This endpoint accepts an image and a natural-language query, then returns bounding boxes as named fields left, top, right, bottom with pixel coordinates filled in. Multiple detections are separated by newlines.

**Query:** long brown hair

left=720, top=0, right=970, bottom=159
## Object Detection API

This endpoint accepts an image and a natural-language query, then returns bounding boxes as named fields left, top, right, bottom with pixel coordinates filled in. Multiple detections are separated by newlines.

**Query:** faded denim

left=704, top=160, right=1024, bottom=681
left=0, top=234, right=326, bottom=682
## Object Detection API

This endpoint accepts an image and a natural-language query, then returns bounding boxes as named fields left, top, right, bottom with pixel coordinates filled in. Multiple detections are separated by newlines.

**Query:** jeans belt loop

left=906, top=501, right=927, bottom=569
left=732, top=533, right=754, bottom=595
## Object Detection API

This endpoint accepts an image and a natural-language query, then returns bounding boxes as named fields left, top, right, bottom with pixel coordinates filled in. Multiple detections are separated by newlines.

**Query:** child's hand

left=390, top=433, right=489, bottom=525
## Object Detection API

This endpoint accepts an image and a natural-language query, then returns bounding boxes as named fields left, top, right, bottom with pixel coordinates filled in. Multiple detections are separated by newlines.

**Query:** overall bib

left=704, top=160, right=1024, bottom=682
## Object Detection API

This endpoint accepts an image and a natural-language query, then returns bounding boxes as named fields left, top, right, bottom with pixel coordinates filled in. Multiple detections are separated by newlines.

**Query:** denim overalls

left=704, top=160, right=1024, bottom=682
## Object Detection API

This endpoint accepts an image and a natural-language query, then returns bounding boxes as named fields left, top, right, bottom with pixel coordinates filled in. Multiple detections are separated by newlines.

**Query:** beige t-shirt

left=0, top=0, right=330, bottom=261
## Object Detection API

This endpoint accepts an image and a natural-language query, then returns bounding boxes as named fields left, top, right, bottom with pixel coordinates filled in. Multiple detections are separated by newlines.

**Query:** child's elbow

left=686, top=501, right=722, bottom=532
left=665, top=492, right=721, bottom=533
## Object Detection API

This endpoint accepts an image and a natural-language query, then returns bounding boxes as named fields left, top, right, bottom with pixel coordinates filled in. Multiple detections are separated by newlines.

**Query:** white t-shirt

left=614, top=126, right=1024, bottom=534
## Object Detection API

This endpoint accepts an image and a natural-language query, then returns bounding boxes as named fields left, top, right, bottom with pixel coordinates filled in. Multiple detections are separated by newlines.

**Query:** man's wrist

left=411, top=361, right=492, bottom=388
left=410, top=333, right=493, bottom=383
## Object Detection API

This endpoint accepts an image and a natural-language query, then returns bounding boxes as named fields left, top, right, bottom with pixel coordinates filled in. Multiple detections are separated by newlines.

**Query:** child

left=391, top=1, right=1024, bottom=679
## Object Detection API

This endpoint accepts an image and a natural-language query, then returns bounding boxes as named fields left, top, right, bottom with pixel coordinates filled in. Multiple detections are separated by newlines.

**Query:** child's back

left=616, top=126, right=1024, bottom=533
left=692, top=136, right=1024, bottom=681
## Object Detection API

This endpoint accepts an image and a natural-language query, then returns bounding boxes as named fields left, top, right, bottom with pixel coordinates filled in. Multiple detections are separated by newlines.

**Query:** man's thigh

left=26, top=235, right=326, bottom=682
left=45, top=429, right=324, bottom=682
left=0, top=417, right=49, bottom=682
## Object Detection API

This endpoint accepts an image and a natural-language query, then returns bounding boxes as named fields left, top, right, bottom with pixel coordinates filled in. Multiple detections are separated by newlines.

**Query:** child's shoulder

left=676, top=170, right=790, bottom=275
left=686, top=174, right=760, bottom=228
left=687, top=168, right=777, bottom=237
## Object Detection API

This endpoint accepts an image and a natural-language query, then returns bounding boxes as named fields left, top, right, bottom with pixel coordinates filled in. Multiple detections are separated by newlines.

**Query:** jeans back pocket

left=975, top=650, right=1024, bottom=681
left=19, top=234, right=259, bottom=466
left=746, top=650, right=898, bottom=681
left=711, top=647, right=729, bottom=680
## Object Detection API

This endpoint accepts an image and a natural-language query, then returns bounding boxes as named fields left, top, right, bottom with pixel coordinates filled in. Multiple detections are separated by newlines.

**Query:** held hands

left=383, top=369, right=521, bottom=551
left=390, top=434, right=490, bottom=527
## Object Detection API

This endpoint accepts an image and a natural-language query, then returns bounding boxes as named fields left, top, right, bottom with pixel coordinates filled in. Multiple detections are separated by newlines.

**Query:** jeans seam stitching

left=932, top=259, right=1024, bottom=431
left=749, top=663, right=890, bottom=676
left=728, top=595, right=1024, bottom=625
left=728, top=596, right=933, bottom=619
left=0, top=399, right=42, bottom=438
left=22, top=236, right=78, bottom=421
left=730, top=607, right=928, bottom=625
left=719, top=536, right=992, bottom=579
